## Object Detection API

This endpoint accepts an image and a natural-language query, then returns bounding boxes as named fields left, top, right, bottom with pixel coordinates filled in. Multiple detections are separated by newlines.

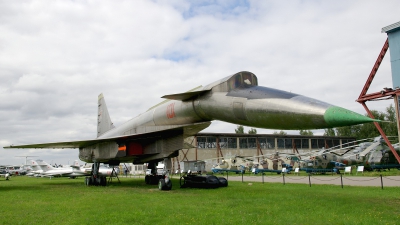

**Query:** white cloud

left=1, top=0, right=399, bottom=165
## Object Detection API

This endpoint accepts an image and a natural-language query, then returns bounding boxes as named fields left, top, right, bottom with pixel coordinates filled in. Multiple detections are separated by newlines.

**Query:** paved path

left=223, top=174, right=400, bottom=187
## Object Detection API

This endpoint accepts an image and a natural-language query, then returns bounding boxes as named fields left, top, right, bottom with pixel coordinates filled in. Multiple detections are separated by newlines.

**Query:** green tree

left=383, top=105, right=398, bottom=142
left=273, top=130, right=287, bottom=135
left=248, top=128, right=257, bottom=134
left=336, top=125, right=361, bottom=137
left=235, top=125, right=244, bottom=134
left=323, top=128, right=336, bottom=136
left=299, top=130, right=313, bottom=136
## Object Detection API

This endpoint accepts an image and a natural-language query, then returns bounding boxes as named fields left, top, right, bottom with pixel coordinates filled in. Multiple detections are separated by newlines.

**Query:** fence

left=221, top=173, right=400, bottom=189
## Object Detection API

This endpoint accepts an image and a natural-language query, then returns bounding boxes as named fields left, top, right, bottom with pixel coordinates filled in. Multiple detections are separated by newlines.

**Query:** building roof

left=196, top=132, right=355, bottom=139
left=382, top=21, right=400, bottom=33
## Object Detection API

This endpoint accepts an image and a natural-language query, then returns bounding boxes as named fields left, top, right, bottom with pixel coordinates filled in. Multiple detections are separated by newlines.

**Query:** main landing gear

left=85, top=176, right=106, bottom=186
left=158, top=175, right=172, bottom=191
left=85, top=162, right=107, bottom=186
left=145, top=159, right=172, bottom=191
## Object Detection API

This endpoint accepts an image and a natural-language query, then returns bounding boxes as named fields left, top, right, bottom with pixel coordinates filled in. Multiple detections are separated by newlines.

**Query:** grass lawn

left=1, top=175, right=399, bottom=225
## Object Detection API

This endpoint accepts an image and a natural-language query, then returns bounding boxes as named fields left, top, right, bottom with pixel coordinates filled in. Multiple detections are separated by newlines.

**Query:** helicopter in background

left=298, top=136, right=400, bottom=173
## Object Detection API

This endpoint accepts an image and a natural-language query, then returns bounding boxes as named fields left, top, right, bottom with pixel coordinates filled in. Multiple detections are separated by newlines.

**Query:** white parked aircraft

left=36, top=160, right=88, bottom=178
left=26, top=160, right=44, bottom=177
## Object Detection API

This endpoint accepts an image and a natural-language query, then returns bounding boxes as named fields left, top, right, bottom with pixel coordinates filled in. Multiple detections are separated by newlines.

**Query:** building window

left=248, top=138, right=257, bottom=148
left=277, top=138, right=285, bottom=149
left=266, top=138, right=275, bottom=149
left=258, top=138, right=265, bottom=149
left=206, top=137, right=216, bottom=148
left=333, top=139, right=340, bottom=148
left=294, top=139, right=301, bottom=149
left=311, top=139, right=326, bottom=149
left=197, top=137, right=206, bottom=148
left=239, top=138, right=248, bottom=149
left=318, top=139, right=325, bottom=149
left=311, top=139, right=318, bottom=149
left=219, top=137, right=228, bottom=149
left=324, top=139, right=332, bottom=149
left=196, top=136, right=216, bottom=148
left=302, top=139, right=309, bottom=149
left=285, top=138, right=292, bottom=149
left=227, top=137, right=237, bottom=149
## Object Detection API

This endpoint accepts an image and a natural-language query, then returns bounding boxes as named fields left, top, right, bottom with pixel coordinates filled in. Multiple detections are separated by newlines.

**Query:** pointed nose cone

left=324, top=106, right=379, bottom=127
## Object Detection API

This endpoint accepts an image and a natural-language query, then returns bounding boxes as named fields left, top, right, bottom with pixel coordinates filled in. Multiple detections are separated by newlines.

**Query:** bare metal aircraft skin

left=5, top=71, right=376, bottom=187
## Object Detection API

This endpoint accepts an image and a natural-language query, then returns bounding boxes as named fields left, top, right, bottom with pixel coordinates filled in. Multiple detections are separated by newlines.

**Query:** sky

left=1, top=0, right=399, bottom=166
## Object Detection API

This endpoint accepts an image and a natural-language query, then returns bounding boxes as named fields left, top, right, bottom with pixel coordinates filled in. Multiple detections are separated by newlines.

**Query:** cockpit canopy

left=203, top=71, right=258, bottom=92
left=161, top=71, right=258, bottom=101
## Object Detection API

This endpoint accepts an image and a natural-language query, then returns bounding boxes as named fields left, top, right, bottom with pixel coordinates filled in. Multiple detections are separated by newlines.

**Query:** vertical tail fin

left=36, top=160, right=54, bottom=172
left=29, top=160, right=40, bottom=171
left=97, top=93, right=115, bottom=137
left=72, top=160, right=80, bottom=167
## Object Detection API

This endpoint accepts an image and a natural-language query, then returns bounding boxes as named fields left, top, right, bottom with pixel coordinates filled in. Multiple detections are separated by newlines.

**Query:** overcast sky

left=1, top=0, right=399, bottom=166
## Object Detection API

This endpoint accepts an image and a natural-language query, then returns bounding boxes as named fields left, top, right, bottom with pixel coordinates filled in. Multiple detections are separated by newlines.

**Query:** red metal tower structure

left=356, top=38, right=400, bottom=163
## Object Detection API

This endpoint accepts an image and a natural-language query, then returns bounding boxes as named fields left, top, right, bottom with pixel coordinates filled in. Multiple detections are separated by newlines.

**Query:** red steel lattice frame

left=356, top=38, right=400, bottom=163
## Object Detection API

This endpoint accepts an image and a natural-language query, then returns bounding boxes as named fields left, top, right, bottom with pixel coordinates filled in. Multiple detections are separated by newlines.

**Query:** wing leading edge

left=4, top=122, right=211, bottom=149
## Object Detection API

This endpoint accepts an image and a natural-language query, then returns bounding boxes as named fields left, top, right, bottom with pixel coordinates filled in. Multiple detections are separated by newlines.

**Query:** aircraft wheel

left=158, top=179, right=166, bottom=190
left=90, top=176, right=96, bottom=186
left=100, top=176, right=107, bottom=186
left=95, top=177, right=102, bottom=186
left=179, top=176, right=186, bottom=188
left=86, top=176, right=95, bottom=186
left=165, top=178, right=172, bottom=190
left=150, top=176, right=159, bottom=185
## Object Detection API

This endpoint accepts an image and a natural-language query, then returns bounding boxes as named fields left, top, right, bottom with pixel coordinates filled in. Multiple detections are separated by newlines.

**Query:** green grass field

left=1, top=175, right=399, bottom=225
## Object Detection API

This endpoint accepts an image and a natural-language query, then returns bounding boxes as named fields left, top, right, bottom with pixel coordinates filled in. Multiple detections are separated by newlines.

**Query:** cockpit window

left=227, top=72, right=258, bottom=90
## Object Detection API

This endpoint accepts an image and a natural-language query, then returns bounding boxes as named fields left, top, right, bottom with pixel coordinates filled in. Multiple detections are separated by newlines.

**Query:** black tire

left=150, top=175, right=160, bottom=185
left=89, top=176, right=95, bottom=186
left=180, top=176, right=186, bottom=188
left=100, top=176, right=107, bottom=186
left=158, top=179, right=166, bottom=190
left=95, top=177, right=102, bottom=186
left=165, top=179, right=172, bottom=190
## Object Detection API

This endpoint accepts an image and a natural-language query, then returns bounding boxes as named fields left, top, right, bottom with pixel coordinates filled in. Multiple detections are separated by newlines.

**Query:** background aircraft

left=211, top=155, right=254, bottom=174
left=1, top=165, right=27, bottom=176
left=26, top=160, right=44, bottom=177
left=5, top=72, right=378, bottom=190
left=250, top=152, right=300, bottom=174
left=35, top=160, right=88, bottom=179
left=297, top=136, right=400, bottom=173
